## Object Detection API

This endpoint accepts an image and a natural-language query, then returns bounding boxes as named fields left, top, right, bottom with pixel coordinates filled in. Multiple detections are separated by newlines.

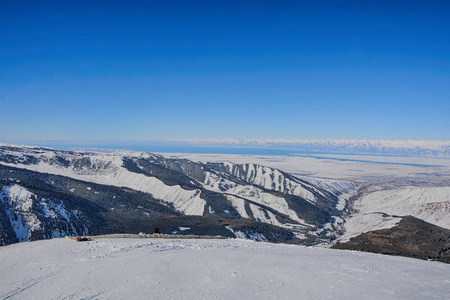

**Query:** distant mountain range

left=168, top=138, right=450, bottom=156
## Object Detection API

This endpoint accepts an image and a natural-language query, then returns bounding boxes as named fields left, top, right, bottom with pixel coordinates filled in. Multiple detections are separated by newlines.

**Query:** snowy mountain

left=0, top=145, right=355, bottom=246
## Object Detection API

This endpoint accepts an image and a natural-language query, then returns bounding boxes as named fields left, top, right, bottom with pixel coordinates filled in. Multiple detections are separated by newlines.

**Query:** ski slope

left=0, top=238, right=449, bottom=299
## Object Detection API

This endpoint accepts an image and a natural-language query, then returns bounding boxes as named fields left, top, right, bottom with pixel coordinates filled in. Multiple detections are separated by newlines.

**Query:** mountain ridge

left=0, top=145, right=355, bottom=246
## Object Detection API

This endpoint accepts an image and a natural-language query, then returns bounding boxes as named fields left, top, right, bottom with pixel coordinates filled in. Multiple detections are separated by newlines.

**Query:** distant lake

left=35, top=143, right=443, bottom=169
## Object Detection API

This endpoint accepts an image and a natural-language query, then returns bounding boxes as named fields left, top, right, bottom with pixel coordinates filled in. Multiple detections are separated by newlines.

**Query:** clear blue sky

left=1, top=0, right=449, bottom=145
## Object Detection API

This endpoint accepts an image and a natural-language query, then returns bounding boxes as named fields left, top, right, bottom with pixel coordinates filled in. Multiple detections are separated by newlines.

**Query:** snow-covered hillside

left=340, top=187, right=450, bottom=242
left=211, top=162, right=354, bottom=203
left=0, top=238, right=448, bottom=299
left=0, top=184, right=86, bottom=245
left=0, top=149, right=207, bottom=216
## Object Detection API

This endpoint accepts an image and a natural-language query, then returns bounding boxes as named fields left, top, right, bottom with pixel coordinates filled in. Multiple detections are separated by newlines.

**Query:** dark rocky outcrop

left=333, top=216, right=450, bottom=264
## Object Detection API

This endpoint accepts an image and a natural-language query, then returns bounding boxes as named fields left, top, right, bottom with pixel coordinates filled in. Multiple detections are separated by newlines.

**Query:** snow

left=0, top=184, right=87, bottom=241
left=335, top=190, right=356, bottom=210
left=40, top=198, right=57, bottom=219
left=0, top=185, right=42, bottom=242
left=200, top=167, right=310, bottom=224
left=1, top=155, right=207, bottom=216
left=340, top=213, right=403, bottom=242
left=221, top=162, right=355, bottom=205
left=226, top=184, right=305, bottom=224
left=165, top=152, right=450, bottom=181
left=339, top=186, right=450, bottom=242
left=355, top=187, right=449, bottom=228
left=249, top=204, right=282, bottom=226
left=225, top=195, right=250, bottom=219
left=0, top=238, right=449, bottom=299
left=226, top=163, right=318, bottom=201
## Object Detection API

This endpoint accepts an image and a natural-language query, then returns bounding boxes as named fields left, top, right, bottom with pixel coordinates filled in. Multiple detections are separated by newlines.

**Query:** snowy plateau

left=1, top=238, right=449, bottom=299
left=0, top=144, right=450, bottom=299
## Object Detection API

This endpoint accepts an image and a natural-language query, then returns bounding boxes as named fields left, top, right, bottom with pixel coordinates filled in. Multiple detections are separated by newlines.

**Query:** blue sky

left=1, top=0, right=449, bottom=146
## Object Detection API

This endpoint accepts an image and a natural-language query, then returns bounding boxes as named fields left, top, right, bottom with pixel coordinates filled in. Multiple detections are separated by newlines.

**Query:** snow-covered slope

left=0, top=238, right=448, bottom=299
left=0, top=184, right=86, bottom=245
left=340, top=187, right=450, bottom=242
left=1, top=185, right=42, bottom=242
left=209, top=162, right=355, bottom=203
left=1, top=149, right=207, bottom=216
left=355, top=187, right=450, bottom=228
left=216, top=162, right=317, bottom=201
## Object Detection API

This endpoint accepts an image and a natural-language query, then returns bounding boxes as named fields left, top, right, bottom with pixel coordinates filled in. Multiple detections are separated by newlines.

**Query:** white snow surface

left=0, top=238, right=448, bottom=300
left=225, top=195, right=250, bottom=219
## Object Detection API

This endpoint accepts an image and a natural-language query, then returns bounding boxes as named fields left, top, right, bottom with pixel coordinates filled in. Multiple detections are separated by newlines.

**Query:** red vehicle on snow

left=76, top=231, right=91, bottom=242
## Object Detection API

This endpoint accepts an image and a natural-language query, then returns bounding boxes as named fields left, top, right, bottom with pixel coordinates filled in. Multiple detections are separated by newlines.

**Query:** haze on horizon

left=1, top=1, right=449, bottom=144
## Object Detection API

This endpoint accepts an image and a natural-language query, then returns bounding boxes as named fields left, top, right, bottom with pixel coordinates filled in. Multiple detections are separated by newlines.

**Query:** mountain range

left=1, top=144, right=449, bottom=262
left=0, top=144, right=355, bottom=246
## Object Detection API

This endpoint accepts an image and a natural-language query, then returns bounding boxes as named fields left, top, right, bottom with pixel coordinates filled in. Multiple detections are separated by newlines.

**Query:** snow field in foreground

left=0, top=238, right=449, bottom=300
